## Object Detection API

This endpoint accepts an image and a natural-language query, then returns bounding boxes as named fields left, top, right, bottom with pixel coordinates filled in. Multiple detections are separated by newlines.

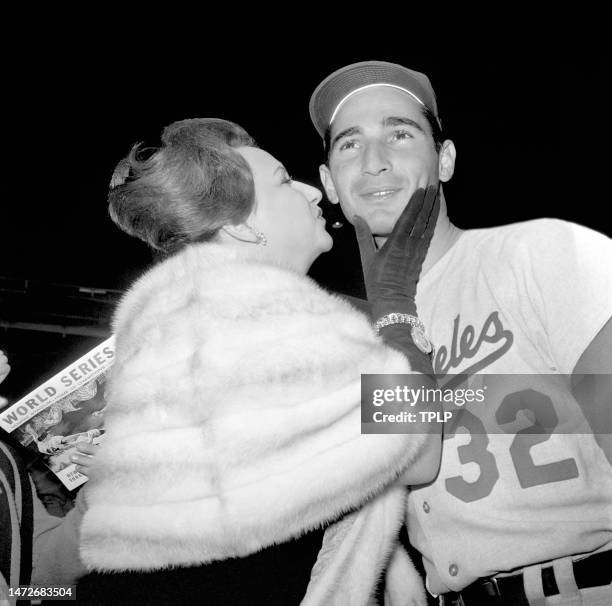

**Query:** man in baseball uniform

left=309, top=61, right=612, bottom=605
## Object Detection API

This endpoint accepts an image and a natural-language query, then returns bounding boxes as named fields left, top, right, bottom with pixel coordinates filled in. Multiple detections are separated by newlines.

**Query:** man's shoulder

left=464, top=218, right=575, bottom=241
left=483, top=218, right=608, bottom=240
left=460, top=219, right=608, bottom=258
left=456, top=219, right=612, bottom=298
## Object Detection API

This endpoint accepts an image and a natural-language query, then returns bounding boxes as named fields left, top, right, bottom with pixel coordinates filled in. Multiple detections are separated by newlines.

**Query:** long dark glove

left=354, top=186, right=439, bottom=376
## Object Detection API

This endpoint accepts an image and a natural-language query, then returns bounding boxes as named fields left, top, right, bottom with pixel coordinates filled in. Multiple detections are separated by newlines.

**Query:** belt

left=440, top=550, right=612, bottom=606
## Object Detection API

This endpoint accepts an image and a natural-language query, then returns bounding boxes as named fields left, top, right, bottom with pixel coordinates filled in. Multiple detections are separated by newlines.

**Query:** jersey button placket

left=448, top=564, right=459, bottom=577
left=423, top=501, right=431, bottom=513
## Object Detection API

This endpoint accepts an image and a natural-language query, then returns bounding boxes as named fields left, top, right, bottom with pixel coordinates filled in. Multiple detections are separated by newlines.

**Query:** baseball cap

left=309, top=60, right=439, bottom=139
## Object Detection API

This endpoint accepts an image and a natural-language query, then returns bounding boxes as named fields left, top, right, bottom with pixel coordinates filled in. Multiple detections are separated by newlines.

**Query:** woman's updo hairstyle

left=108, top=118, right=257, bottom=256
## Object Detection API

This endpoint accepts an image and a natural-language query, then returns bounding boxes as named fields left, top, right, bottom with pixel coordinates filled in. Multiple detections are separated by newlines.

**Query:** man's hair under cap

left=309, top=60, right=439, bottom=139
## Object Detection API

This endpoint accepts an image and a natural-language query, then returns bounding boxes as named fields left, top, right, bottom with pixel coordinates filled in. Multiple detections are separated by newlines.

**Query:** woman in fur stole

left=74, top=118, right=442, bottom=605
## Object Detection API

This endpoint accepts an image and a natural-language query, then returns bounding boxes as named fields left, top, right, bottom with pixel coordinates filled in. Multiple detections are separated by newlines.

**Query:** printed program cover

left=0, top=337, right=115, bottom=489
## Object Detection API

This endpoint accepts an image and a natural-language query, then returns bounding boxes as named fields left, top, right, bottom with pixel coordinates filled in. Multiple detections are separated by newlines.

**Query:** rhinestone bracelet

left=374, top=313, right=433, bottom=355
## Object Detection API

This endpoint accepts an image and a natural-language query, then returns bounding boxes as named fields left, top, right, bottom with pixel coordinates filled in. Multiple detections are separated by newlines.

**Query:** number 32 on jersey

left=443, top=388, right=579, bottom=503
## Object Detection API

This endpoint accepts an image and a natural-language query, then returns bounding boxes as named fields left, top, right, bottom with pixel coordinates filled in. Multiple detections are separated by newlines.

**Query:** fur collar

left=80, top=243, right=419, bottom=572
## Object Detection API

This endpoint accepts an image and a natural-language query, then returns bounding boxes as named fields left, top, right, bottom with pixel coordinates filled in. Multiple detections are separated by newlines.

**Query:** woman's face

left=237, top=146, right=332, bottom=273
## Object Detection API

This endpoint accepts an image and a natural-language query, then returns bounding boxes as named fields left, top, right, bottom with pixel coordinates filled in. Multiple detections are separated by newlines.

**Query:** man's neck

left=420, top=218, right=463, bottom=277
left=373, top=193, right=463, bottom=277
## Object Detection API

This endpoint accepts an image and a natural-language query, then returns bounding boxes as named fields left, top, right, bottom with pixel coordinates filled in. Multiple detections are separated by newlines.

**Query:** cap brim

left=309, top=60, right=438, bottom=139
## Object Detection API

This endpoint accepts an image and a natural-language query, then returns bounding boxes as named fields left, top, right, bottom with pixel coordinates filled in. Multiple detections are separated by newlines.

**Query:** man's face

left=320, top=86, right=442, bottom=236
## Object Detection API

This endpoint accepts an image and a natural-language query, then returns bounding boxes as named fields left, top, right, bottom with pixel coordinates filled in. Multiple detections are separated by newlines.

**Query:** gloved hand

left=354, top=186, right=439, bottom=376
left=354, top=185, right=439, bottom=319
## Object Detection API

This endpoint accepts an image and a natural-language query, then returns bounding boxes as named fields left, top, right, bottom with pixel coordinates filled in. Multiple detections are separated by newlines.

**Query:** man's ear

left=319, top=164, right=339, bottom=204
left=438, top=140, right=457, bottom=183
left=220, top=223, right=259, bottom=244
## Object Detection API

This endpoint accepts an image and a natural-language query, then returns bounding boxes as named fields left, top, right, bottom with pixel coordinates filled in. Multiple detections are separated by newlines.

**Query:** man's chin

left=367, top=219, right=396, bottom=238
left=355, top=209, right=401, bottom=235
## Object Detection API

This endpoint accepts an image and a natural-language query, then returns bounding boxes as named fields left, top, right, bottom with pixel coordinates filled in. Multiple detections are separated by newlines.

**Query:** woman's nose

left=297, top=181, right=323, bottom=205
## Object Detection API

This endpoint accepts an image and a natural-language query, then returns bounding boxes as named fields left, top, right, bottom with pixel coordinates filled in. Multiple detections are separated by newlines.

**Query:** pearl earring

left=254, top=230, right=267, bottom=246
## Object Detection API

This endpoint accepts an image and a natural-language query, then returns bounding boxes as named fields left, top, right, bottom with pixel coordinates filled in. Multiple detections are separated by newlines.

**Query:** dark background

left=0, top=32, right=607, bottom=402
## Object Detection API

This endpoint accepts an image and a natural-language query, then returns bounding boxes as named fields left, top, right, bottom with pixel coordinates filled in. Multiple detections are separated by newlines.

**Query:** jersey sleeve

left=516, top=220, right=612, bottom=374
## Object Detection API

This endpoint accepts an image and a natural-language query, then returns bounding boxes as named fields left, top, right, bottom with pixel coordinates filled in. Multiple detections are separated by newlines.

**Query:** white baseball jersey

left=410, top=219, right=612, bottom=593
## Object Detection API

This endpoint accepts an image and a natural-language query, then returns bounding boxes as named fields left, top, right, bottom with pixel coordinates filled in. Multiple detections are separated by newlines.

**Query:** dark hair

left=108, top=118, right=257, bottom=256
left=323, top=105, right=445, bottom=163
left=421, top=106, right=444, bottom=153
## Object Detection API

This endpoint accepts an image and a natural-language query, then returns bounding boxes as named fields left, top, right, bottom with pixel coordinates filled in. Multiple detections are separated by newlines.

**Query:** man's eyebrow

left=330, top=117, right=425, bottom=152
left=330, top=126, right=361, bottom=151
left=385, top=116, right=425, bottom=133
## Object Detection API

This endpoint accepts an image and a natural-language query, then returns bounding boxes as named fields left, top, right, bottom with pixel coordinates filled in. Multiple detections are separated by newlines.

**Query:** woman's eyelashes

left=279, top=167, right=294, bottom=185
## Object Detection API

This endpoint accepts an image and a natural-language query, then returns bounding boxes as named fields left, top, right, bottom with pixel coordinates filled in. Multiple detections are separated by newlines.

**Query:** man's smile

left=358, top=186, right=403, bottom=201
